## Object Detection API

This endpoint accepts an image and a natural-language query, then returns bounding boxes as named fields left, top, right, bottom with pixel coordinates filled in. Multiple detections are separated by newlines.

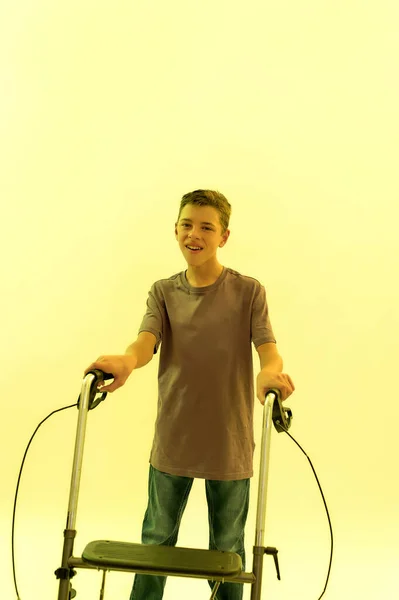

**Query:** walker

left=55, top=369, right=293, bottom=599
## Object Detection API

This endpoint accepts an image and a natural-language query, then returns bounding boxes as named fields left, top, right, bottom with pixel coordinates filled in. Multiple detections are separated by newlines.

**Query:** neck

left=186, top=264, right=224, bottom=287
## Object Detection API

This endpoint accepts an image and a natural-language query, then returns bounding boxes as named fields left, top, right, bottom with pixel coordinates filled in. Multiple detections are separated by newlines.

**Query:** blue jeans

left=129, top=465, right=250, bottom=600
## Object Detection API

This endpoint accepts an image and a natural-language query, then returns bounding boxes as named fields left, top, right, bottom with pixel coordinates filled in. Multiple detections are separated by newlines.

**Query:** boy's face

left=175, top=204, right=230, bottom=263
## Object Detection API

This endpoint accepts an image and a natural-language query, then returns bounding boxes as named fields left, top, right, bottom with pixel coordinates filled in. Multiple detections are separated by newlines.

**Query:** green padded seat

left=82, top=540, right=242, bottom=577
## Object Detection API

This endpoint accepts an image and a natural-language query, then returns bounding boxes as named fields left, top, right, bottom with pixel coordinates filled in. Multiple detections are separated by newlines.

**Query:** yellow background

left=1, top=1, right=398, bottom=598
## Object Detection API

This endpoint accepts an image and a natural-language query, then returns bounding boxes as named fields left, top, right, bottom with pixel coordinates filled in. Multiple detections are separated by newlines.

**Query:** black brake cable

left=279, top=424, right=333, bottom=599
left=11, top=403, right=78, bottom=600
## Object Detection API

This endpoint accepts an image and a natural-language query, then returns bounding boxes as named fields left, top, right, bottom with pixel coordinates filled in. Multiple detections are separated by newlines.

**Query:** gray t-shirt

left=138, top=266, right=276, bottom=481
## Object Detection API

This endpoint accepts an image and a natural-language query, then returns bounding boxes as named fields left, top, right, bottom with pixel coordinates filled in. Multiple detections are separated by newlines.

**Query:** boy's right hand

left=83, top=354, right=137, bottom=393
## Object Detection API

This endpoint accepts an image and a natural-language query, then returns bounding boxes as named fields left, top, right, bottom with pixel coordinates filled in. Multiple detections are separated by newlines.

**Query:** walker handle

left=266, top=388, right=293, bottom=432
left=77, top=370, right=114, bottom=411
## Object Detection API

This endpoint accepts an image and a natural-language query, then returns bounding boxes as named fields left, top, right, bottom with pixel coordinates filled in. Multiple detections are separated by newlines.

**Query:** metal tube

left=254, top=393, right=275, bottom=547
left=99, top=570, right=107, bottom=600
left=57, top=375, right=94, bottom=600
left=66, top=375, right=94, bottom=530
left=250, top=547, right=265, bottom=600
left=57, top=529, right=77, bottom=600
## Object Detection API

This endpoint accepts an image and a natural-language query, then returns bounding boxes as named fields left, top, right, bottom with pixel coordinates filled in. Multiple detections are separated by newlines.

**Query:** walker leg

left=99, top=570, right=107, bottom=600
left=250, top=547, right=264, bottom=600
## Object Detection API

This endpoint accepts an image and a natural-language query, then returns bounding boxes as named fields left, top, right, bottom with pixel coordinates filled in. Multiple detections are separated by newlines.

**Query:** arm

left=125, top=331, right=157, bottom=369
left=84, top=332, right=157, bottom=393
left=257, top=342, right=283, bottom=372
left=256, top=342, right=295, bottom=403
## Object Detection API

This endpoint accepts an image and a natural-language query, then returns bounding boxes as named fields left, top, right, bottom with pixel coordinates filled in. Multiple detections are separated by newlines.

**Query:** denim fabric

left=129, top=465, right=250, bottom=600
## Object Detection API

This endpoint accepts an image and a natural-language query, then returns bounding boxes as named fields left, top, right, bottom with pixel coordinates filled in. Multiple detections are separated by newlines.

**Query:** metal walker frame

left=55, top=370, right=293, bottom=599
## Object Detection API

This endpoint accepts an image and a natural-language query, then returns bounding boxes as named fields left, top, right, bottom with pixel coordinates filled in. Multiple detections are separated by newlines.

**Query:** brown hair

left=177, top=189, right=232, bottom=235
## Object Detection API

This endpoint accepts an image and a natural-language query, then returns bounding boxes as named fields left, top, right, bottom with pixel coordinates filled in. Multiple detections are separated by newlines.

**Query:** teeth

left=188, top=246, right=201, bottom=250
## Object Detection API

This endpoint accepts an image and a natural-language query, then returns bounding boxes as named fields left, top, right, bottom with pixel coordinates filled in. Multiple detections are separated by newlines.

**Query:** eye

left=181, top=224, right=212, bottom=231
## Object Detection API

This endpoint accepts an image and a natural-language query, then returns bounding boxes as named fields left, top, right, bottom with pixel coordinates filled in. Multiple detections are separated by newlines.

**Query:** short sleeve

left=138, top=284, right=163, bottom=354
left=251, top=283, right=276, bottom=348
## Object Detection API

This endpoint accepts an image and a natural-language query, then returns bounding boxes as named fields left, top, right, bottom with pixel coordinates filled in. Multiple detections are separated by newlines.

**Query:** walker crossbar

left=55, top=370, right=292, bottom=600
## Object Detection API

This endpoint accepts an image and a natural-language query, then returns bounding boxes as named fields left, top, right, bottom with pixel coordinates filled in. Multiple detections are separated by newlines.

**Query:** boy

left=85, top=189, right=295, bottom=600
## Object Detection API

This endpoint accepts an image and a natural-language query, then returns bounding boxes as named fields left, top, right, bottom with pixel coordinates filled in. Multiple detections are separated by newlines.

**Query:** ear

left=220, top=229, right=230, bottom=247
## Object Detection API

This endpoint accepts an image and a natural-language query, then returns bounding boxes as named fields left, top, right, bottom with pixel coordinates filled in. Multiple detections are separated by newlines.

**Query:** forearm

left=125, top=341, right=153, bottom=369
left=259, top=351, right=283, bottom=373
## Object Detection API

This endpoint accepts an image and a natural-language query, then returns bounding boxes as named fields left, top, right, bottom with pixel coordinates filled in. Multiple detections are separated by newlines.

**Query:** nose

left=188, top=228, right=201, bottom=240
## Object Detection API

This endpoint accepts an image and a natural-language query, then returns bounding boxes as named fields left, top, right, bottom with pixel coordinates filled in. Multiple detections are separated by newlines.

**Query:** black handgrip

left=86, top=369, right=114, bottom=382
left=102, top=371, right=114, bottom=381
left=272, top=395, right=293, bottom=433
left=77, top=370, right=114, bottom=411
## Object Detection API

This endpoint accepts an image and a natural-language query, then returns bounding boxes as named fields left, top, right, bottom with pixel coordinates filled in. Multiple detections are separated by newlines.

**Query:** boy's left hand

left=256, top=370, right=295, bottom=404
